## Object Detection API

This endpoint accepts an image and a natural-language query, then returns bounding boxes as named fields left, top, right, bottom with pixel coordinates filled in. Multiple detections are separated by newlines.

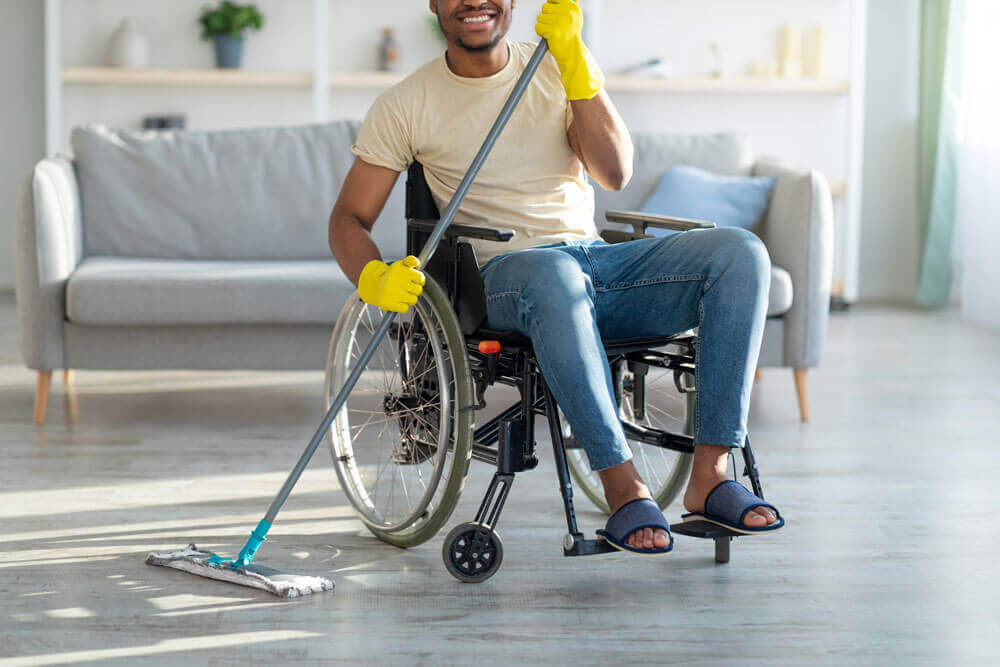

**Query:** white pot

left=108, top=18, right=150, bottom=68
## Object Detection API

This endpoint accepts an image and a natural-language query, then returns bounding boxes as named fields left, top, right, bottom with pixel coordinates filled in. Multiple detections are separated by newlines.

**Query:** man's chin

left=457, top=33, right=504, bottom=53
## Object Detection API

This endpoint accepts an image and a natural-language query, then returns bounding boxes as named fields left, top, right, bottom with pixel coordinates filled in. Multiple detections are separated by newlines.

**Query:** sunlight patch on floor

left=0, top=470, right=342, bottom=519
left=0, top=506, right=357, bottom=544
left=0, top=368, right=324, bottom=392
left=147, top=593, right=255, bottom=611
left=0, top=630, right=324, bottom=667
left=42, top=607, right=94, bottom=619
left=154, top=601, right=294, bottom=618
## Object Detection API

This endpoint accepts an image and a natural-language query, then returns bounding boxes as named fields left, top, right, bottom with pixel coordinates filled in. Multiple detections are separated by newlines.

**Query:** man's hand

left=535, top=0, right=604, bottom=101
left=357, top=255, right=426, bottom=313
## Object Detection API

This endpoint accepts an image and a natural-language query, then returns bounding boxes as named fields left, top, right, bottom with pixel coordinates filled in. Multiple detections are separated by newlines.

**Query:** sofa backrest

left=72, top=121, right=407, bottom=261
left=593, top=132, right=753, bottom=225
left=71, top=122, right=751, bottom=262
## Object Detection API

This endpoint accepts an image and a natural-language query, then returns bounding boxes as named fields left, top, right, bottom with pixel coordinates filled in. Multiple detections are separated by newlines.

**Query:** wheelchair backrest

left=406, top=162, right=441, bottom=220
left=405, top=162, right=488, bottom=336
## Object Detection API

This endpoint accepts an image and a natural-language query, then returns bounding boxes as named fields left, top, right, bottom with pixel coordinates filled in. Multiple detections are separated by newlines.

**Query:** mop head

left=146, top=544, right=334, bottom=598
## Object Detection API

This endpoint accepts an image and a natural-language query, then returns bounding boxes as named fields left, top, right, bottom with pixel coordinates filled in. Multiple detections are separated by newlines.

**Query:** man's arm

left=535, top=0, right=632, bottom=191
left=567, top=90, right=633, bottom=191
left=329, top=157, right=400, bottom=285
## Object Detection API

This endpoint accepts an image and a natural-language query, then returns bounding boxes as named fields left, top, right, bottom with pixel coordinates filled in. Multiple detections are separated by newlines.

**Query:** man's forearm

left=329, top=213, right=381, bottom=285
left=569, top=90, right=633, bottom=191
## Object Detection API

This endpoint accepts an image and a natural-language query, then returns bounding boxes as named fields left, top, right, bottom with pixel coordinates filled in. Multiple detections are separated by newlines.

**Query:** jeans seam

left=597, top=273, right=707, bottom=292
left=580, top=243, right=601, bottom=287
left=694, top=297, right=704, bottom=444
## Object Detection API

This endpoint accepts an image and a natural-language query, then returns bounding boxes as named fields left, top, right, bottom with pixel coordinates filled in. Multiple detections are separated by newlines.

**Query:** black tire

left=442, top=522, right=504, bottom=583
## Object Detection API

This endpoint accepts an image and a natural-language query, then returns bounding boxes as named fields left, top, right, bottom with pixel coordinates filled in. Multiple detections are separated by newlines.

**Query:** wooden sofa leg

left=34, top=371, right=52, bottom=425
left=793, top=368, right=810, bottom=422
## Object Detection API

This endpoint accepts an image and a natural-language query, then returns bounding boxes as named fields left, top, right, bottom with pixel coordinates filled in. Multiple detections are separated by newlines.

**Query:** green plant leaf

left=197, top=1, right=264, bottom=39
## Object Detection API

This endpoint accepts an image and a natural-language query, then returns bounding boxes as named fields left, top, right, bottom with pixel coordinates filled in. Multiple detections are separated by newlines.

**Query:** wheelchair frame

left=403, top=163, right=768, bottom=581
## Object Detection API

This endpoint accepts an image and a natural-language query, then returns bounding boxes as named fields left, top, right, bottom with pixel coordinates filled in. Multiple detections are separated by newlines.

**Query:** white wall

left=0, top=1, right=45, bottom=292
left=57, top=0, right=854, bottom=183
left=1, top=0, right=922, bottom=302
left=858, top=0, right=920, bottom=302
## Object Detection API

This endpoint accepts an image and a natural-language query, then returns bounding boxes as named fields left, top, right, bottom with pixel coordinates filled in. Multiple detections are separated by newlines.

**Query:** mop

left=146, top=38, right=552, bottom=598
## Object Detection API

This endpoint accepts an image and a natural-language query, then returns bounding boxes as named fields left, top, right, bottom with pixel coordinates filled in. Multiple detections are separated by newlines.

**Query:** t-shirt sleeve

left=351, top=90, right=412, bottom=173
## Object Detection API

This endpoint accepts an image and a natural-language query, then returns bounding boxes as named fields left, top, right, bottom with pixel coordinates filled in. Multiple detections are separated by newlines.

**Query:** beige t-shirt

left=351, top=41, right=598, bottom=263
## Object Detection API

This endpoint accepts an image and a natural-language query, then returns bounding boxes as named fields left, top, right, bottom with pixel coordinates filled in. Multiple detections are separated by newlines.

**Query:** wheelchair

left=324, top=163, right=770, bottom=582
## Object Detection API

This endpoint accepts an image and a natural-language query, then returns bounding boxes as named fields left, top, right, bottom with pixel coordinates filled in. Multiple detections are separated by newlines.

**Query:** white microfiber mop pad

left=146, top=544, right=334, bottom=598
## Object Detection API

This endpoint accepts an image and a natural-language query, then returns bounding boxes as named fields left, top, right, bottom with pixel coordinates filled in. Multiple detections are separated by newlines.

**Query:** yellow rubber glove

left=535, top=0, right=604, bottom=101
left=357, top=255, right=426, bottom=314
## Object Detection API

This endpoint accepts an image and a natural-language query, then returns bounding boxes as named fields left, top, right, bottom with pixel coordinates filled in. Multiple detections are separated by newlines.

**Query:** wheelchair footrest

left=669, top=519, right=739, bottom=539
left=671, top=520, right=737, bottom=564
left=563, top=536, right=618, bottom=557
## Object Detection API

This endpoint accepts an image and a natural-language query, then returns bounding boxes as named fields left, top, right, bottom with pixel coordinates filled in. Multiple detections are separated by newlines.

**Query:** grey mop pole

left=225, top=40, right=552, bottom=568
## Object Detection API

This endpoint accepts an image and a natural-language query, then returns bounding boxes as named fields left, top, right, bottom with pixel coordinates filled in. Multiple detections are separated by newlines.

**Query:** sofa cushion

left=769, top=265, right=794, bottom=317
left=65, top=256, right=793, bottom=325
left=66, top=257, right=358, bottom=325
left=594, top=132, right=753, bottom=226
left=640, top=165, right=776, bottom=233
left=71, top=121, right=407, bottom=261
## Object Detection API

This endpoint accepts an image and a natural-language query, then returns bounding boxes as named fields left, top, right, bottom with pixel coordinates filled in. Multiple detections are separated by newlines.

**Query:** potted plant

left=198, top=2, right=264, bottom=69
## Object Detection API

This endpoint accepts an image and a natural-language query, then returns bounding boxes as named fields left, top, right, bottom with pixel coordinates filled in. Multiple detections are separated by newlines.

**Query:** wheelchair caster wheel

left=443, top=522, right=503, bottom=583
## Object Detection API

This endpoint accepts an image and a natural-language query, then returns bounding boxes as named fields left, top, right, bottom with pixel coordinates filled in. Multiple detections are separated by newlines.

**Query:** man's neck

left=444, top=40, right=510, bottom=78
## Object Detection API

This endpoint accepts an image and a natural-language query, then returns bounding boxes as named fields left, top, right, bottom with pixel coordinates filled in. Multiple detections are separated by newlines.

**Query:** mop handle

left=228, top=41, right=552, bottom=565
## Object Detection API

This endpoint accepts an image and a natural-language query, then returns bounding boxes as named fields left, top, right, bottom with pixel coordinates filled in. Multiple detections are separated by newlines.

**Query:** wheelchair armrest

left=605, top=210, right=716, bottom=234
left=407, top=218, right=516, bottom=243
left=600, top=229, right=650, bottom=244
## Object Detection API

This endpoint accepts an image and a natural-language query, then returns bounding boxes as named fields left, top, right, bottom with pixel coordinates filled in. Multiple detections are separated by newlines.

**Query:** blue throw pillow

left=639, top=164, right=776, bottom=236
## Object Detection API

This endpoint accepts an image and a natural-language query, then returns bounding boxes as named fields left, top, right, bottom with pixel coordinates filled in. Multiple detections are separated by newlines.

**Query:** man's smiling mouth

left=460, top=10, right=497, bottom=25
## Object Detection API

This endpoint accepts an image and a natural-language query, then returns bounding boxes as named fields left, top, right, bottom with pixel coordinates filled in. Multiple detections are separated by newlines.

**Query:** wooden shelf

left=323, top=72, right=850, bottom=94
left=62, top=68, right=848, bottom=96
left=606, top=75, right=850, bottom=95
left=61, top=67, right=313, bottom=87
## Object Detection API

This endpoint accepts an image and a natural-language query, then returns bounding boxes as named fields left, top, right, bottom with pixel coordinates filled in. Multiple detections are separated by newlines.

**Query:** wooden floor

left=1, top=293, right=998, bottom=665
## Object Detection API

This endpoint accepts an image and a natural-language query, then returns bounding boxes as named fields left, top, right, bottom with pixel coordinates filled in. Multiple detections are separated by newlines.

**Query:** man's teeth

left=463, top=15, right=492, bottom=23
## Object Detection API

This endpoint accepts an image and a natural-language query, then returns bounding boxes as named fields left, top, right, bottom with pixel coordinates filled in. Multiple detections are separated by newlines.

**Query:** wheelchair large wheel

left=566, top=360, right=694, bottom=514
left=325, top=277, right=474, bottom=549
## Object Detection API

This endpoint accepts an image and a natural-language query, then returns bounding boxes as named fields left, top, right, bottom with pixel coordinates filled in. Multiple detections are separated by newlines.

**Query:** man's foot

left=683, top=444, right=778, bottom=528
left=597, top=460, right=670, bottom=550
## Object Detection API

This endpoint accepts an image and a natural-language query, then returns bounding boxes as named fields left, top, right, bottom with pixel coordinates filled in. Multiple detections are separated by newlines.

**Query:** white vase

left=108, top=18, right=150, bottom=68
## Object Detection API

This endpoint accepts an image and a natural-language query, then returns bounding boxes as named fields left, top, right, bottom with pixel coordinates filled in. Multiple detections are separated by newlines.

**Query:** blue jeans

left=480, top=228, right=770, bottom=471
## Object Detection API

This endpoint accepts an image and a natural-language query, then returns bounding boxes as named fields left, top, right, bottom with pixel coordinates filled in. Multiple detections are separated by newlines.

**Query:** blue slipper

left=681, top=480, right=785, bottom=534
left=596, top=498, right=673, bottom=556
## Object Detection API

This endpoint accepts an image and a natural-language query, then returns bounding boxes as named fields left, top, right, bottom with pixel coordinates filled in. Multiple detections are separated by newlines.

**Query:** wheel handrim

left=326, top=296, right=455, bottom=533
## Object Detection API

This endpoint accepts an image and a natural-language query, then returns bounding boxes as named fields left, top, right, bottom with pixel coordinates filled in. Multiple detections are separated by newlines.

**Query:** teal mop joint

left=206, top=519, right=271, bottom=568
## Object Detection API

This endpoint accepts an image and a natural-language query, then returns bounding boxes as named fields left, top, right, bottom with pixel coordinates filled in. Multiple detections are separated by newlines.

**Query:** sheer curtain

left=954, top=0, right=1000, bottom=328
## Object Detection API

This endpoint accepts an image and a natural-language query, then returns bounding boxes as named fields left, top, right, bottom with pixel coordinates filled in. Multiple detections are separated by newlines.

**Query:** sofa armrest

left=13, top=157, right=85, bottom=370
left=752, top=157, right=834, bottom=369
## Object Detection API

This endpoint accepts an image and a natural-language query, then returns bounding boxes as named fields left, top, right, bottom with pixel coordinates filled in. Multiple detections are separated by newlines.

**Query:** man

left=329, top=0, right=782, bottom=555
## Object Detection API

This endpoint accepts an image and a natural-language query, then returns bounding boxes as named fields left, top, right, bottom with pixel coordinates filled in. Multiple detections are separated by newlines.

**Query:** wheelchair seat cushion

left=596, top=497, right=674, bottom=556
left=680, top=480, right=785, bottom=535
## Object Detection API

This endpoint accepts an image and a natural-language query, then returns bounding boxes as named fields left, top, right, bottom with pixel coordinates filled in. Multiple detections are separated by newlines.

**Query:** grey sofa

left=14, top=120, right=832, bottom=424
